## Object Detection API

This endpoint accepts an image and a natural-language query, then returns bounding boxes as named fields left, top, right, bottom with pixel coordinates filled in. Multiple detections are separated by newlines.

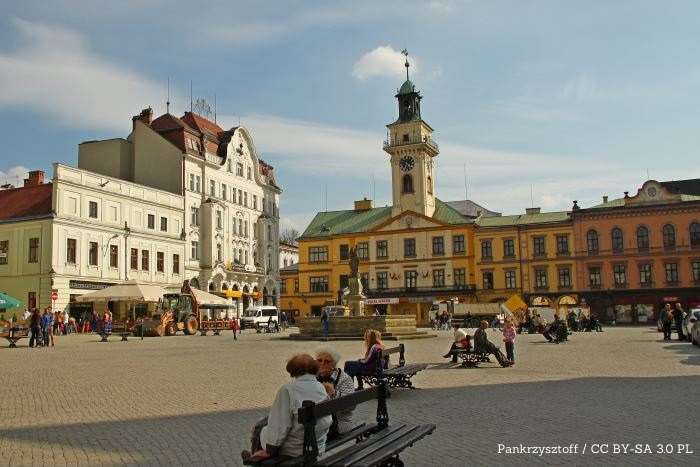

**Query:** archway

left=263, top=287, right=269, bottom=305
left=190, top=277, right=200, bottom=290
left=253, top=286, right=260, bottom=306
left=208, top=282, right=215, bottom=292
left=242, top=285, right=250, bottom=310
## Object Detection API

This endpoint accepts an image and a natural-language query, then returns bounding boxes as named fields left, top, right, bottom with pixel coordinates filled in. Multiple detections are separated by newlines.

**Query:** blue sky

left=1, top=0, right=700, bottom=231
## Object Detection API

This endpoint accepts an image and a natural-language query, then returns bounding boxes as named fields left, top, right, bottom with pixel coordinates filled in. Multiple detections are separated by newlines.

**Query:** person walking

left=29, top=309, right=42, bottom=348
left=502, top=319, right=516, bottom=364
left=230, top=317, right=239, bottom=340
left=661, top=303, right=673, bottom=341
left=41, top=308, right=54, bottom=347
left=673, top=303, right=685, bottom=341
left=320, top=307, right=330, bottom=338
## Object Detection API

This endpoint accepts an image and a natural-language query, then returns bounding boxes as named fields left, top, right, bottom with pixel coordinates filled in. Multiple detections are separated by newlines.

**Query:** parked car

left=240, top=305, right=279, bottom=332
left=683, top=309, right=700, bottom=342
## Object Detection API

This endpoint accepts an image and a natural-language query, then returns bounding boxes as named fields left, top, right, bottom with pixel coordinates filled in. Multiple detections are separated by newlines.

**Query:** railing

left=383, top=136, right=439, bottom=152
left=365, top=284, right=476, bottom=296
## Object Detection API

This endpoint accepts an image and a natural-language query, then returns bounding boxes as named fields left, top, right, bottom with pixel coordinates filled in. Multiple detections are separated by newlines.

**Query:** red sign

left=663, top=296, right=680, bottom=302
left=51, top=291, right=58, bottom=301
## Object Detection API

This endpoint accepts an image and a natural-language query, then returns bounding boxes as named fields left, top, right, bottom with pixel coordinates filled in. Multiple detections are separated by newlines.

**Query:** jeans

left=322, top=320, right=329, bottom=336
left=505, top=341, right=514, bottom=362
left=662, top=321, right=672, bottom=340
left=29, top=326, right=42, bottom=347
left=675, top=319, right=685, bottom=339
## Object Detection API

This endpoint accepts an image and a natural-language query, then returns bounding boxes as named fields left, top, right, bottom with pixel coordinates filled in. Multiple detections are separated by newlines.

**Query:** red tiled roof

left=181, top=112, right=224, bottom=138
left=0, top=183, right=53, bottom=221
left=151, top=113, right=197, bottom=134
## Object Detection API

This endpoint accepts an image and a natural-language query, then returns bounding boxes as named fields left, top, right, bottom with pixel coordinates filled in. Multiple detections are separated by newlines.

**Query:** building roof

left=398, top=79, right=416, bottom=95
left=446, top=199, right=500, bottom=218
left=181, top=111, right=224, bottom=138
left=590, top=194, right=700, bottom=210
left=0, top=184, right=53, bottom=221
left=150, top=113, right=197, bottom=134
left=299, top=199, right=470, bottom=240
left=661, top=178, right=700, bottom=196
left=475, top=210, right=570, bottom=228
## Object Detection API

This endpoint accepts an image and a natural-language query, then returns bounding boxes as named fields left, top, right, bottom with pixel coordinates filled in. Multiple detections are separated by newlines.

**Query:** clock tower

left=384, top=51, right=439, bottom=218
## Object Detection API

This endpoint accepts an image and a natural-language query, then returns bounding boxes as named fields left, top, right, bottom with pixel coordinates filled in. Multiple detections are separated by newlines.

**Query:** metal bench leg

left=100, top=334, right=109, bottom=342
left=200, top=330, right=207, bottom=336
left=121, top=334, right=128, bottom=342
left=213, top=330, right=220, bottom=336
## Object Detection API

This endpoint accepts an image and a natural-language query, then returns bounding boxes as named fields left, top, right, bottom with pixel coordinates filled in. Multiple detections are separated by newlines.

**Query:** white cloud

left=0, top=18, right=164, bottom=132
left=0, top=165, right=30, bottom=186
left=352, top=46, right=416, bottom=81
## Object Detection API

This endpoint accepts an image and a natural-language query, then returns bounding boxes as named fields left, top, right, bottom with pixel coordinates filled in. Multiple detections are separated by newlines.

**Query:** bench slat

left=316, top=425, right=413, bottom=466
left=351, top=425, right=435, bottom=467
left=325, top=423, right=375, bottom=452
left=302, top=387, right=380, bottom=421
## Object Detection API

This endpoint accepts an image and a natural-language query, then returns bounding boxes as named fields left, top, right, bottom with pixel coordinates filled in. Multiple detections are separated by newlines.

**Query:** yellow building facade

left=280, top=68, right=478, bottom=325
left=474, top=208, right=579, bottom=311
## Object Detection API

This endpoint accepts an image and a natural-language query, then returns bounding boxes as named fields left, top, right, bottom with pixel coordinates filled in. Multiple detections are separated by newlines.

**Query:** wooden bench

left=99, top=321, right=130, bottom=342
left=245, top=382, right=435, bottom=466
left=358, top=344, right=427, bottom=390
left=1, top=325, right=29, bottom=348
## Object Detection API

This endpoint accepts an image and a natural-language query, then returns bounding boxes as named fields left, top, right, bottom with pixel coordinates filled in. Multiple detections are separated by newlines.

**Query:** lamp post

left=123, top=222, right=131, bottom=281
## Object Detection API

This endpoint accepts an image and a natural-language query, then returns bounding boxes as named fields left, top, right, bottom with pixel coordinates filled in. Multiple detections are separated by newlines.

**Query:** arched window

left=662, top=224, right=676, bottom=249
left=586, top=230, right=599, bottom=254
left=402, top=174, right=414, bottom=193
left=427, top=176, right=433, bottom=194
left=636, top=226, right=649, bottom=250
left=690, top=222, right=700, bottom=248
left=611, top=228, right=624, bottom=253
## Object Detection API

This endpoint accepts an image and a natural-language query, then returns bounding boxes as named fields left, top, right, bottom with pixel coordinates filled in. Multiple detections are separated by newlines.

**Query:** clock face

left=647, top=187, right=657, bottom=197
left=399, top=156, right=415, bottom=172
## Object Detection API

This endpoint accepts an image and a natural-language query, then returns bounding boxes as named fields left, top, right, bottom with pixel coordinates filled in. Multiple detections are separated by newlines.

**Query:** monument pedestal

left=346, top=294, right=365, bottom=317
left=288, top=315, right=435, bottom=341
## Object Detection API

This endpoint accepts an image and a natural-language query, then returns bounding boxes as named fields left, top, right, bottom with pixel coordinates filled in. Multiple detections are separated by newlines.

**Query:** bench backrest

left=298, top=381, right=389, bottom=464
left=372, top=343, right=405, bottom=376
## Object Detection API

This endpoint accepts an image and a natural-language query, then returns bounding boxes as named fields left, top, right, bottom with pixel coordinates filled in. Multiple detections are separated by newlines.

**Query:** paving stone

left=0, top=327, right=698, bottom=466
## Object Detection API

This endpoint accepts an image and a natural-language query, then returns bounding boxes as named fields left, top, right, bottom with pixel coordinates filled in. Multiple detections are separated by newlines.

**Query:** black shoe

left=451, top=358, right=458, bottom=363
left=443, top=353, right=452, bottom=358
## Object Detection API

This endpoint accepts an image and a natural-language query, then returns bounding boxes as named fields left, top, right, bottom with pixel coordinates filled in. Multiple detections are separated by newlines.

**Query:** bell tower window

left=402, top=174, right=414, bottom=194
left=427, top=176, right=433, bottom=194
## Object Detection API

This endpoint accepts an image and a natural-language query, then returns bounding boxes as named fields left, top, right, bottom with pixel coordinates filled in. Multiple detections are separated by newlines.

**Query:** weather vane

left=401, top=49, right=410, bottom=80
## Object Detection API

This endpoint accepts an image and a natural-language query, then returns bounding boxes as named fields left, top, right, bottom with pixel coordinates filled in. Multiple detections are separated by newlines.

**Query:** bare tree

left=280, top=228, right=299, bottom=245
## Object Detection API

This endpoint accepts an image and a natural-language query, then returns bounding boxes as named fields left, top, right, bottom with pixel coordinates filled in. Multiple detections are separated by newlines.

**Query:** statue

left=349, top=246, right=360, bottom=278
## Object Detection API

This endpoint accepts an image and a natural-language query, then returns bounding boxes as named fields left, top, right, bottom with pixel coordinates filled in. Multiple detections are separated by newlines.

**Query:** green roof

left=590, top=194, right=700, bottom=210
left=299, top=199, right=470, bottom=240
left=476, top=211, right=570, bottom=228
left=398, top=79, right=416, bottom=95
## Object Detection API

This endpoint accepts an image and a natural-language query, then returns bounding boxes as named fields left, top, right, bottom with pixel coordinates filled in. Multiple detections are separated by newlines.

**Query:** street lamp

left=123, top=222, right=131, bottom=281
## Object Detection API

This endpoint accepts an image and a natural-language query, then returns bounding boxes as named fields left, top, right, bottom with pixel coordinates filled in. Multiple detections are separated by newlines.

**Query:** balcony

left=558, top=284, right=573, bottom=291
left=366, top=284, right=476, bottom=297
left=383, top=135, right=439, bottom=152
left=614, top=282, right=628, bottom=289
left=665, top=280, right=680, bottom=287
left=589, top=283, right=601, bottom=290
left=639, top=281, right=654, bottom=288
left=556, top=251, right=571, bottom=257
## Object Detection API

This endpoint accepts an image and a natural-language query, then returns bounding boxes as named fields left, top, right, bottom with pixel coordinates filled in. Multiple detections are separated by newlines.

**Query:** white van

left=241, top=305, right=279, bottom=331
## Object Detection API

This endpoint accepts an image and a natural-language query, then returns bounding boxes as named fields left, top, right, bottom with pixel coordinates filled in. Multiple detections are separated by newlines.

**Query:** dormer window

left=402, top=133, right=409, bottom=142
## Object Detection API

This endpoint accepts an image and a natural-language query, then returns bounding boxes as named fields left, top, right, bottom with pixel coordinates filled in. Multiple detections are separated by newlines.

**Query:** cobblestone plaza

left=1, top=327, right=698, bottom=466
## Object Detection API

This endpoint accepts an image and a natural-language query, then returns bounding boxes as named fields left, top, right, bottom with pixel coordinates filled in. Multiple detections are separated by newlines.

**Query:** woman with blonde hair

left=343, top=329, right=386, bottom=389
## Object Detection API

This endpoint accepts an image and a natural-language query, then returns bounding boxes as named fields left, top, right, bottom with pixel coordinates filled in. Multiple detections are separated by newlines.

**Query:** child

left=502, top=319, right=516, bottom=364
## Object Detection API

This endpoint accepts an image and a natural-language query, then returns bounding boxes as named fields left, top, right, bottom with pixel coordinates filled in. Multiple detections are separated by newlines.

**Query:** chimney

left=132, top=107, right=154, bottom=129
left=525, top=207, right=541, bottom=215
left=23, top=170, right=45, bottom=187
left=603, top=195, right=608, bottom=203
left=354, top=198, right=373, bottom=211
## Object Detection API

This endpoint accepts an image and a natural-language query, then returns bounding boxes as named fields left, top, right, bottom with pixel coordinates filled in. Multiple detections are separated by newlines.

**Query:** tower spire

left=401, top=49, right=409, bottom=81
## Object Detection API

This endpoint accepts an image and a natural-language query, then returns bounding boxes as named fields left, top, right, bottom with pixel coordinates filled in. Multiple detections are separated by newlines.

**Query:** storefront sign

left=663, top=296, right=680, bottom=302
left=365, top=297, right=399, bottom=305
left=69, top=280, right=115, bottom=291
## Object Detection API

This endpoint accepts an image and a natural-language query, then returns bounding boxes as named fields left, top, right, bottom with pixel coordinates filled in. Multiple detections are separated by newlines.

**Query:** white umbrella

left=75, top=281, right=167, bottom=302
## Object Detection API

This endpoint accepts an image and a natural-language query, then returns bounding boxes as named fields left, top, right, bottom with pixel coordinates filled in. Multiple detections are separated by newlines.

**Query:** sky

left=1, top=0, right=700, bottom=232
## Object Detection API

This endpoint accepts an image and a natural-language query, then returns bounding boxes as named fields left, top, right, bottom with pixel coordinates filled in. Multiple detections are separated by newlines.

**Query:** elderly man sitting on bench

left=474, top=320, right=512, bottom=367
left=443, top=322, right=470, bottom=363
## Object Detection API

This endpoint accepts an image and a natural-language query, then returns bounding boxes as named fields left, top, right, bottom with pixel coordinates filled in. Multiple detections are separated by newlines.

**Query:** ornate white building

left=79, top=108, right=281, bottom=310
